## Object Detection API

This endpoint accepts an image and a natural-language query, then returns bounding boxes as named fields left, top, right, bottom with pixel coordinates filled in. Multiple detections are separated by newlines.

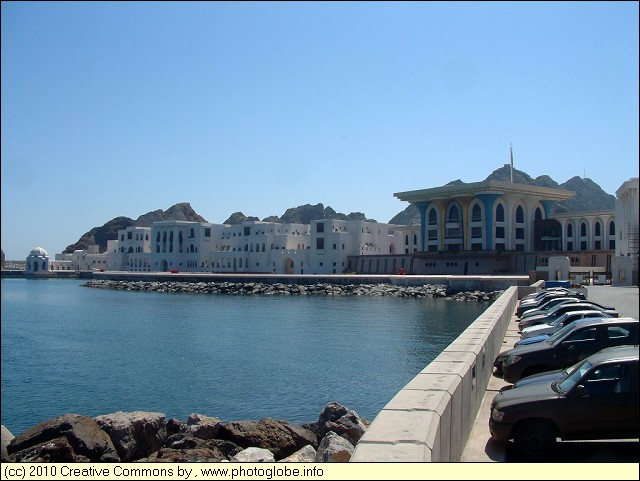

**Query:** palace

left=25, top=175, right=639, bottom=286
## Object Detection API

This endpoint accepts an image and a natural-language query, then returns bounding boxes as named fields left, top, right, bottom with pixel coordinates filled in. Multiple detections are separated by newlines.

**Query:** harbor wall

left=351, top=285, right=524, bottom=462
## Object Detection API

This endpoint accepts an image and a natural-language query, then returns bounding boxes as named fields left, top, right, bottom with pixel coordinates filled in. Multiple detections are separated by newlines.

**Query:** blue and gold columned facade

left=394, top=180, right=574, bottom=254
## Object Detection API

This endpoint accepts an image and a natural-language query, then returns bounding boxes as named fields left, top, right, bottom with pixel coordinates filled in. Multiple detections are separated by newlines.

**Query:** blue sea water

left=1, top=278, right=487, bottom=435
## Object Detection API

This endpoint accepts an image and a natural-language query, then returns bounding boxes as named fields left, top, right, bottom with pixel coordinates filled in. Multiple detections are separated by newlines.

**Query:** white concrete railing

left=351, top=286, right=520, bottom=462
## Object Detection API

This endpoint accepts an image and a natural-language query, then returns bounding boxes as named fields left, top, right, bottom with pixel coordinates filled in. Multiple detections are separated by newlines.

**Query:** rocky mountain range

left=64, top=167, right=616, bottom=253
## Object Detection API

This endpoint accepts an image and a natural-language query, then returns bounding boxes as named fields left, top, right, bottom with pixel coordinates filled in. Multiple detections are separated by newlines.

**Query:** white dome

left=29, top=247, right=48, bottom=257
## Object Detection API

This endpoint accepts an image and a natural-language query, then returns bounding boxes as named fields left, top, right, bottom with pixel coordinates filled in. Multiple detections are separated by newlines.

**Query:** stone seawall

left=351, top=286, right=519, bottom=462
left=82, top=279, right=504, bottom=301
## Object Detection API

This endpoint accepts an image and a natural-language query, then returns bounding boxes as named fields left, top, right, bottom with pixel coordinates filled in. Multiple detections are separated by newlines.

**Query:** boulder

left=315, top=431, right=353, bottom=462
left=315, top=402, right=369, bottom=445
left=138, top=439, right=242, bottom=462
left=12, top=436, right=90, bottom=462
left=278, top=444, right=316, bottom=463
left=217, top=418, right=317, bottom=461
left=7, top=414, right=119, bottom=462
left=184, top=413, right=221, bottom=439
left=231, top=447, right=275, bottom=463
left=94, top=411, right=166, bottom=461
left=1, top=425, right=14, bottom=462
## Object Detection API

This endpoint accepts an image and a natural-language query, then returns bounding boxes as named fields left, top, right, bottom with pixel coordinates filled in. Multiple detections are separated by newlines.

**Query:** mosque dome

left=29, top=247, right=48, bottom=257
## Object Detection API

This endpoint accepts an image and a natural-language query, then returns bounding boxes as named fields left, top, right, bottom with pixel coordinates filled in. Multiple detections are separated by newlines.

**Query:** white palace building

left=26, top=175, right=639, bottom=285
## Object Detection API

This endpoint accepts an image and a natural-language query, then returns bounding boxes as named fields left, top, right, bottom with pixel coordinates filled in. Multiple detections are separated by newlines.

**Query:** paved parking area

left=460, top=285, right=639, bottom=463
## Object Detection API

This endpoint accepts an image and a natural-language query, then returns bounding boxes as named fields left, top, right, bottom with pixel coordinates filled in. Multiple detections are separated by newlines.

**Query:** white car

left=520, top=310, right=611, bottom=338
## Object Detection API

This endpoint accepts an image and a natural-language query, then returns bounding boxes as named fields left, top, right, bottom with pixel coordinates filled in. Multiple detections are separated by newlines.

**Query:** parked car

left=520, top=310, right=611, bottom=338
left=516, top=290, right=586, bottom=317
left=519, top=287, right=577, bottom=302
left=519, top=296, right=592, bottom=319
left=489, top=345, right=639, bottom=459
left=517, top=301, right=619, bottom=331
left=495, top=317, right=639, bottom=382
left=514, top=334, right=551, bottom=347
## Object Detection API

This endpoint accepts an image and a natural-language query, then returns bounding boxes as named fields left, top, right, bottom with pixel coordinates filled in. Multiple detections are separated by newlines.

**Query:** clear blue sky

left=2, top=1, right=638, bottom=260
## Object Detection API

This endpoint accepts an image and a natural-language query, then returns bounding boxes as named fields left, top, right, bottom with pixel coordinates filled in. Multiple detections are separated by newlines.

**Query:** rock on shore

left=83, top=280, right=503, bottom=301
left=2, top=402, right=369, bottom=463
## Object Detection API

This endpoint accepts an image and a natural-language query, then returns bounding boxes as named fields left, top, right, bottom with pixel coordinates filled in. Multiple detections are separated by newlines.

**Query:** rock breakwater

left=2, top=402, right=368, bottom=463
left=82, top=279, right=502, bottom=301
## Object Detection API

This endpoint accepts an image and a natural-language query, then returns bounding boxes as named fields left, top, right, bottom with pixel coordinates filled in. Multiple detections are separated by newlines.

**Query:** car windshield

left=546, top=322, right=577, bottom=344
left=555, top=360, right=593, bottom=394
left=548, top=314, right=570, bottom=327
left=546, top=301, right=577, bottom=315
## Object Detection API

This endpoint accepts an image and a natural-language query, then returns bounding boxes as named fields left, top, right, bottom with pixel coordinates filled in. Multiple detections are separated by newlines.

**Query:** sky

left=1, top=1, right=638, bottom=260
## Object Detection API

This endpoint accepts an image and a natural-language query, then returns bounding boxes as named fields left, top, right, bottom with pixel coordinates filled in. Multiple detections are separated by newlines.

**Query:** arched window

left=413, top=234, right=417, bottom=245
left=447, top=204, right=460, bottom=222
left=581, top=223, right=587, bottom=236
left=405, top=234, right=409, bottom=245
left=472, top=204, right=482, bottom=222
left=567, top=224, right=573, bottom=237
left=179, top=231, right=184, bottom=252
left=428, top=208, right=437, bottom=225
left=535, top=208, right=542, bottom=221
left=496, top=204, right=505, bottom=222
left=190, top=228, right=195, bottom=238
left=169, top=231, right=174, bottom=253
left=595, top=222, right=601, bottom=236
left=516, top=206, right=524, bottom=223
left=609, top=221, right=615, bottom=235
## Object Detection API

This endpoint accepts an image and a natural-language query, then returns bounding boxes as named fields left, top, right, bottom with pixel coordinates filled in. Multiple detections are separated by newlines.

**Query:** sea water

left=1, top=277, right=487, bottom=434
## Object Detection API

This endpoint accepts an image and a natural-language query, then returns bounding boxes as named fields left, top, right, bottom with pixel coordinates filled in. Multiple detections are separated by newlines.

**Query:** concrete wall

left=351, top=285, right=520, bottom=462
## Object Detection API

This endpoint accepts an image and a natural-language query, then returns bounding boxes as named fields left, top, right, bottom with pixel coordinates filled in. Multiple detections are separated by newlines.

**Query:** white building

left=612, top=177, right=639, bottom=286
left=25, top=247, right=51, bottom=274
left=97, top=218, right=402, bottom=275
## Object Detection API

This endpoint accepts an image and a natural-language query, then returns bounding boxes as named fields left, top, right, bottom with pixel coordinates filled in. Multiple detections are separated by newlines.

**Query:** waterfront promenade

left=460, top=284, right=639, bottom=463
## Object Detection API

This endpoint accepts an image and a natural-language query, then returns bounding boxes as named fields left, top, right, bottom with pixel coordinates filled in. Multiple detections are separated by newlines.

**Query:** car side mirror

left=574, top=384, right=587, bottom=397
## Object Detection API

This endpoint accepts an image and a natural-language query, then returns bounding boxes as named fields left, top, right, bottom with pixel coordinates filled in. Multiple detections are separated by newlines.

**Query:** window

left=495, top=226, right=505, bottom=238
left=316, top=238, right=324, bottom=250
left=567, top=224, right=573, bottom=237
left=516, top=206, right=524, bottom=223
left=127, top=232, right=132, bottom=240
left=316, top=222, right=324, bottom=233
left=568, top=327, right=597, bottom=342
left=472, top=204, right=482, bottom=222
left=535, top=208, right=542, bottom=221
left=471, top=227, right=482, bottom=238
left=447, top=204, right=460, bottom=222
left=581, top=223, right=587, bottom=236
left=244, top=227, right=250, bottom=236
left=609, top=221, right=615, bottom=236
left=204, top=228, right=211, bottom=237
left=428, top=209, right=437, bottom=225
left=516, top=228, right=524, bottom=239
left=496, top=204, right=505, bottom=222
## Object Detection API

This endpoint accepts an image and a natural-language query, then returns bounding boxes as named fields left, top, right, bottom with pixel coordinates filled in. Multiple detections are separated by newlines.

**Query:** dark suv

left=495, top=317, right=638, bottom=382
left=490, top=345, right=639, bottom=459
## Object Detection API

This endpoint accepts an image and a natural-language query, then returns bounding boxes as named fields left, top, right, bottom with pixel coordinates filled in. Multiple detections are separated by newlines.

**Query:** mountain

left=63, top=203, right=207, bottom=253
left=65, top=203, right=375, bottom=253
left=388, top=166, right=616, bottom=226
left=64, top=169, right=616, bottom=252
left=134, top=202, right=208, bottom=226
left=224, top=203, right=376, bottom=225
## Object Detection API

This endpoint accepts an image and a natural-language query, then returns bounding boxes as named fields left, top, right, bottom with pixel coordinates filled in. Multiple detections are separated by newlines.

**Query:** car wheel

left=513, top=420, right=556, bottom=459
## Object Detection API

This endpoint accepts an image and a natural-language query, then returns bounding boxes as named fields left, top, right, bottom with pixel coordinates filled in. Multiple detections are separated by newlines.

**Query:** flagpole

left=510, top=143, right=514, bottom=182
